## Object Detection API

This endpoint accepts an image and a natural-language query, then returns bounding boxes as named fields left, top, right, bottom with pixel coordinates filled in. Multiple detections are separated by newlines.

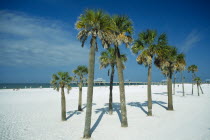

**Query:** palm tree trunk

left=167, top=72, right=174, bottom=110
left=83, top=36, right=96, bottom=138
left=192, top=73, right=194, bottom=95
left=115, top=45, right=128, bottom=127
left=109, top=64, right=115, bottom=115
left=61, top=87, right=66, bottom=121
left=197, top=83, right=200, bottom=96
left=78, top=79, right=83, bottom=111
left=181, top=71, right=185, bottom=96
left=199, top=85, right=204, bottom=94
left=147, top=64, right=152, bottom=116
left=173, top=73, right=176, bottom=95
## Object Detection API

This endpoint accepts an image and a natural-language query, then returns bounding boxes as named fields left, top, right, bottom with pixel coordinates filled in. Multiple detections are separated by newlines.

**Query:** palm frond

left=50, top=72, right=73, bottom=93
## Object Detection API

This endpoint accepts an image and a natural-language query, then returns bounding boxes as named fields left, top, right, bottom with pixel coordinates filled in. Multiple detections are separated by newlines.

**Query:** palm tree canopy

left=51, top=72, right=72, bottom=93
left=131, top=29, right=167, bottom=66
left=155, top=45, right=180, bottom=76
left=75, top=9, right=114, bottom=49
left=99, top=47, right=127, bottom=69
left=188, top=64, right=198, bottom=73
left=112, top=15, right=134, bottom=47
left=136, top=49, right=152, bottom=66
left=193, top=77, right=202, bottom=84
left=175, top=53, right=186, bottom=72
left=73, top=65, right=88, bottom=78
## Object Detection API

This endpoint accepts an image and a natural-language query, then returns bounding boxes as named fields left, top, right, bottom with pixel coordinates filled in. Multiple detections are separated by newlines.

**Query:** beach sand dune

left=0, top=84, right=210, bottom=140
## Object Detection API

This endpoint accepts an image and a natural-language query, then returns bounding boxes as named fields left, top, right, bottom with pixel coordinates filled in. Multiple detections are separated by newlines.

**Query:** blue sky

left=0, top=0, right=210, bottom=83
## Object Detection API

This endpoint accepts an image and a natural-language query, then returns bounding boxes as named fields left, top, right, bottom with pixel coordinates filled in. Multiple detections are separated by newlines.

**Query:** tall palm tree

left=193, top=77, right=202, bottom=96
left=111, top=15, right=133, bottom=127
left=75, top=9, right=113, bottom=138
left=188, top=65, right=198, bottom=95
left=155, top=46, right=182, bottom=110
left=73, top=65, right=88, bottom=111
left=51, top=72, right=72, bottom=121
left=99, top=47, right=127, bottom=115
left=131, top=29, right=167, bottom=116
left=175, top=54, right=186, bottom=96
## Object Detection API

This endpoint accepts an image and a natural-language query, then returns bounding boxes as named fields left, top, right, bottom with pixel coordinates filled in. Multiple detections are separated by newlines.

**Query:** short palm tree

left=75, top=9, right=113, bottom=138
left=99, top=47, right=127, bottom=115
left=188, top=65, right=198, bottom=95
left=51, top=72, right=72, bottom=121
left=111, top=15, right=133, bottom=127
left=175, top=54, right=186, bottom=96
left=155, top=46, right=181, bottom=110
left=131, top=29, right=167, bottom=116
left=193, top=77, right=202, bottom=96
left=73, top=65, right=88, bottom=111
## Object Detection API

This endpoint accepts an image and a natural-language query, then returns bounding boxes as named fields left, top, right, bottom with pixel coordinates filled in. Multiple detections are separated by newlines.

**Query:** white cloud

left=181, top=30, right=201, bottom=53
left=0, top=10, right=89, bottom=66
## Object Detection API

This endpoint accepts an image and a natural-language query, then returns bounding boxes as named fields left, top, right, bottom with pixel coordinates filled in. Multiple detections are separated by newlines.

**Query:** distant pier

left=72, top=81, right=166, bottom=86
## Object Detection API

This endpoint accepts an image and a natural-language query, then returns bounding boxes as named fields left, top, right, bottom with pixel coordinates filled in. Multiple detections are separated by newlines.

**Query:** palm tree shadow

left=112, top=103, right=122, bottom=123
left=152, top=101, right=167, bottom=110
left=90, top=103, right=122, bottom=135
left=90, top=107, right=108, bottom=135
left=127, top=100, right=167, bottom=115
left=66, top=103, right=96, bottom=120
left=153, top=92, right=168, bottom=96
left=104, top=103, right=122, bottom=122
left=66, top=110, right=82, bottom=120
left=142, top=101, right=167, bottom=110
left=127, top=102, right=148, bottom=115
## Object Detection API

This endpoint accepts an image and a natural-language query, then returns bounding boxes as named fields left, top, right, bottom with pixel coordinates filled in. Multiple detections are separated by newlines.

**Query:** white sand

left=0, top=84, right=210, bottom=140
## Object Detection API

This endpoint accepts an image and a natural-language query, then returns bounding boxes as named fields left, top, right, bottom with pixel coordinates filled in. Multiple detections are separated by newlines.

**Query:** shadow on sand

left=66, top=103, right=96, bottom=120
left=90, top=103, right=122, bottom=135
left=153, top=92, right=168, bottom=96
left=127, top=100, right=167, bottom=115
left=127, top=102, right=148, bottom=115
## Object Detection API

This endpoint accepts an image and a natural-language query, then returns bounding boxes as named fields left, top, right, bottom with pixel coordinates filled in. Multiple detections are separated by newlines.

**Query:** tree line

left=50, top=9, right=204, bottom=139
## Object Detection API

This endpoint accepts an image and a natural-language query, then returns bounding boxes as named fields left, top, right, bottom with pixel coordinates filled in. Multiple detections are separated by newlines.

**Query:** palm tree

left=188, top=65, right=198, bottom=95
left=175, top=54, right=186, bottom=96
left=51, top=72, right=72, bottom=121
left=75, top=9, right=113, bottom=138
left=73, top=65, right=88, bottom=111
left=193, top=77, right=202, bottom=96
left=155, top=46, right=182, bottom=110
left=111, top=15, right=133, bottom=127
left=99, top=47, right=127, bottom=115
left=131, top=29, right=167, bottom=116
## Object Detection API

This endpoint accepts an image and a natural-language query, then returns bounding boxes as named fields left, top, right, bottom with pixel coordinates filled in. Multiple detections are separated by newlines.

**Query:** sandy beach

left=0, top=84, right=210, bottom=140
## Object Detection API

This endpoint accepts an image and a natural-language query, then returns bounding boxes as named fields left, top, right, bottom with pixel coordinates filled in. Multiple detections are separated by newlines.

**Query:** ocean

left=0, top=82, right=146, bottom=89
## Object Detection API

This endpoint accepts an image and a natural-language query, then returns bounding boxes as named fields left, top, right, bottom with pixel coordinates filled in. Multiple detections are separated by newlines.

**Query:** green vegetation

left=99, top=48, right=127, bottom=115
left=175, top=54, right=186, bottom=96
left=48, top=8, right=205, bottom=139
left=73, top=65, right=88, bottom=111
left=188, top=65, right=198, bottom=95
left=193, top=77, right=203, bottom=96
left=111, top=15, right=133, bottom=127
left=51, top=72, right=72, bottom=121
left=75, top=9, right=113, bottom=138
left=155, top=46, right=185, bottom=110
left=131, top=29, right=167, bottom=116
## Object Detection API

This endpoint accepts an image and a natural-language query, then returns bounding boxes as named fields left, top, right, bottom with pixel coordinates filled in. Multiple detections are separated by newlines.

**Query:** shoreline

left=0, top=83, right=208, bottom=90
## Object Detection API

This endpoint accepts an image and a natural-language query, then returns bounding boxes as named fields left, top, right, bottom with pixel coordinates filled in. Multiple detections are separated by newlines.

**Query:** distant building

left=94, top=78, right=106, bottom=83
left=205, top=79, right=210, bottom=83
left=161, top=79, right=167, bottom=85
left=161, top=79, right=167, bottom=82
